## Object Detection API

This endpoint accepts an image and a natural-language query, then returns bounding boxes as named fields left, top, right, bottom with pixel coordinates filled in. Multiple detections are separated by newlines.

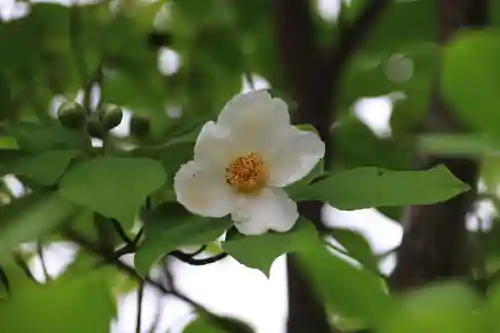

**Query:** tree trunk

left=389, top=0, right=487, bottom=292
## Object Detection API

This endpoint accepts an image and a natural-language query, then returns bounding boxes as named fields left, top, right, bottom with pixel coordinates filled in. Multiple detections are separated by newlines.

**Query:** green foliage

left=59, top=156, right=166, bottom=229
left=222, top=219, right=319, bottom=277
left=297, top=243, right=390, bottom=326
left=183, top=314, right=255, bottom=333
left=0, top=192, right=80, bottom=259
left=134, top=203, right=232, bottom=276
left=377, top=282, right=483, bottom=333
left=301, top=165, right=470, bottom=210
left=0, top=270, right=116, bottom=333
left=442, top=29, right=500, bottom=140
left=10, top=150, right=78, bottom=186
left=419, top=133, right=500, bottom=157
left=0, top=1, right=495, bottom=332
left=328, top=228, right=378, bottom=272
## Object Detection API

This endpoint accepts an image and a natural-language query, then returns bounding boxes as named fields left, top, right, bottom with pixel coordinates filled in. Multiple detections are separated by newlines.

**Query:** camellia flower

left=174, top=90, right=325, bottom=235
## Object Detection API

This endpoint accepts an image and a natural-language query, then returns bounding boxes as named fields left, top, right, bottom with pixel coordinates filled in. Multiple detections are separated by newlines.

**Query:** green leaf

left=0, top=71, right=11, bottom=120
left=364, top=0, right=434, bottom=53
left=419, top=133, right=500, bottom=157
left=378, top=282, right=483, bottom=333
left=442, top=29, right=500, bottom=141
left=59, top=156, right=166, bottom=229
left=297, top=243, right=390, bottom=326
left=10, top=150, right=79, bottom=186
left=134, top=203, right=231, bottom=276
left=486, top=281, right=500, bottom=333
left=183, top=315, right=254, bottom=333
left=222, top=219, right=319, bottom=277
left=0, top=192, right=80, bottom=259
left=0, top=271, right=115, bottom=333
left=5, top=122, right=90, bottom=153
left=329, top=228, right=378, bottom=272
left=303, top=165, right=470, bottom=210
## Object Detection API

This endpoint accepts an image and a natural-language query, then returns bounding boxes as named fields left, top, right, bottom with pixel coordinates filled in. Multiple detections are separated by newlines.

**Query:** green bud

left=57, top=101, right=86, bottom=130
left=85, top=117, right=105, bottom=139
left=130, top=115, right=150, bottom=138
left=99, top=104, right=123, bottom=130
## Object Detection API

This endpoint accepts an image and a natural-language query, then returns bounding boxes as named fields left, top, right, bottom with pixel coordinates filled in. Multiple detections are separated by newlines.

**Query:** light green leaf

left=329, top=228, right=378, bottom=272
left=419, top=134, right=500, bottom=157
left=183, top=315, right=254, bottom=333
left=10, top=150, right=79, bottom=186
left=442, top=28, right=500, bottom=141
left=222, top=219, right=319, bottom=277
left=59, top=156, right=166, bottom=229
left=379, top=282, right=483, bottom=333
left=134, top=203, right=231, bottom=276
left=0, top=271, right=115, bottom=333
left=486, top=281, right=500, bottom=333
left=303, top=165, right=469, bottom=210
left=0, top=192, right=80, bottom=258
left=297, top=243, right=390, bottom=326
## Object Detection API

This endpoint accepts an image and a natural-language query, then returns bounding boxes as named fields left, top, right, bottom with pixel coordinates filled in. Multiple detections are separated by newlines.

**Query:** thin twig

left=169, top=251, right=228, bottom=265
left=37, top=239, right=51, bottom=282
left=323, top=0, right=392, bottom=76
left=12, top=252, right=36, bottom=282
left=69, top=4, right=89, bottom=105
left=136, top=281, right=144, bottom=333
left=0, top=266, right=10, bottom=292
left=62, top=229, right=168, bottom=293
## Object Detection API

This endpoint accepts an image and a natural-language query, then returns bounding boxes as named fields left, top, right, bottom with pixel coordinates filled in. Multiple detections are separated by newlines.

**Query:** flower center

left=225, top=152, right=268, bottom=194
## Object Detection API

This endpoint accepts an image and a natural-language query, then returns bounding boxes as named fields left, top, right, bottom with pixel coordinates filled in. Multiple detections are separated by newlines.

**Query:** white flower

left=173, top=90, right=325, bottom=235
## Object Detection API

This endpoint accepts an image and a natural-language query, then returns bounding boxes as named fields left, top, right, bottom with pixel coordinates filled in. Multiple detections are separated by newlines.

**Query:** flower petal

left=174, top=161, right=235, bottom=218
left=193, top=121, right=238, bottom=169
left=267, top=128, right=325, bottom=187
left=216, top=91, right=291, bottom=152
left=231, top=188, right=299, bottom=235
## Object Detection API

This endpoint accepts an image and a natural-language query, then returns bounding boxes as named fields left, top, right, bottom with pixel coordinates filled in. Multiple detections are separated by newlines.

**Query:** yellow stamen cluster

left=225, top=152, right=268, bottom=194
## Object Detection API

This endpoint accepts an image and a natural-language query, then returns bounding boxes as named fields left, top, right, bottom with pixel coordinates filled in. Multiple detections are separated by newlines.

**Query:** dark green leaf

left=5, top=122, right=89, bottom=153
left=222, top=219, right=319, bottom=277
left=0, top=192, right=80, bottom=259
left=303, top=165, right=470, bottom=210
left=59, top=156, right=167, bottom=229
left=183, top=314, right=254, bottom=333
left=10, top=150, right=79, bottom=186
left=135, top=203, right=231, bottom=276
left=0, top=71, right=11, bottom=120
left=329, top=228, right=378, bottom=272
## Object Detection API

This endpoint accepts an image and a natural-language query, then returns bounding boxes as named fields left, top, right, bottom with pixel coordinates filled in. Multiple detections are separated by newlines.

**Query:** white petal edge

left=193, top=121, right=238, bottom=169
left=216, top=91, right=292, bottom=152
left=267, top=128, right=325, bottom=187
left=174, top=161, right=235, bottom=218
left=231, top=188, right=299, bottom=235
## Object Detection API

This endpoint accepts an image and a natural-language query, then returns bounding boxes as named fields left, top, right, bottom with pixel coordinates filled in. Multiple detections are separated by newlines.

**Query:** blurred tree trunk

left=389, top=0, right=487, bottom=291
left=273, top=1, right=390, bottom=332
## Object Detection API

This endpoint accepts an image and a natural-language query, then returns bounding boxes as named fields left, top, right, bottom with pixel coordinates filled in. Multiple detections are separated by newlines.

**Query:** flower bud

left=99, top=104, right=123, bottom=130
left=57, top=101, right=86, bottom=130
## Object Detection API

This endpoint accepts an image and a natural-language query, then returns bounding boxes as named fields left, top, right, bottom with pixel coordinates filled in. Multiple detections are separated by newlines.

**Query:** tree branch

left=323, top=0, right=391, bottom=77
